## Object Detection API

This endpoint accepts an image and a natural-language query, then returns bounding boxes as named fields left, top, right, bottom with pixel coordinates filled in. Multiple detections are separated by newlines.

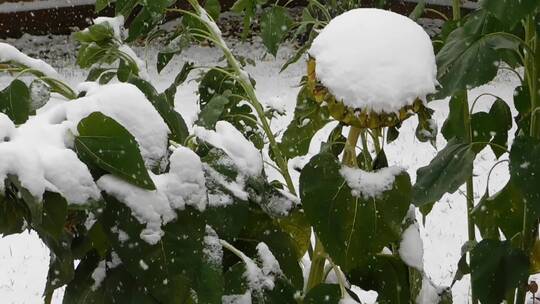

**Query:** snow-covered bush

left=1, top=0, right=540, bottom=303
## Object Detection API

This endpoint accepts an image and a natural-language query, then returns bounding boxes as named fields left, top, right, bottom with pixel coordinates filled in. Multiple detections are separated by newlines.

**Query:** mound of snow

left=0, top=43, right=59, bottom=78
left=309, top=8, right=437, bottom=113
left=0, top=83, right=169, bottom=204
left=193, top=121, right=263, bottom=177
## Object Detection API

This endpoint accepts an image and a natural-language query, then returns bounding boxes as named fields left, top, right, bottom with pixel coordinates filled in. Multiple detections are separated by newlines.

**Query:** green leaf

left=413, top=139, right=476, bottom=206
left=63, top=251, right=158, bottom=304
left=75, top=112, right=155, bottom=190
left=95, top=0, right=111, bottom=12
left=441, top=91, right=467, bottom=141
left=117, top=59, right=137, bottom=82
left=472, top=181, right=524, bottom=240
left=74, top=23, right=115, bottom=43
left=197, top=95, right=228, bottom=129
left=41, top=192, right=68, bottom=240
left=303, top=284, right=341, bottom=303
left=0, top=192, right=26, bottom=236
left=349, top=255, right=410, bottom=304
left=260, top=6, right=292, bottom=57
left=509, top=136, right=540, bottom=219
left=0, top=79, right=30, bottom=124
left=194, top=228, right=224, bottom=304
left=279, top=86, right=330, bottom=159
left=436, top=12, right=521, bottom=97
left=480, top=0, right=540, bottom=27
left=127, top=77, right=189, bottom=144
left=115, top=0, right=138, bottom=17
left=470, top=240, right=529, bottom=304
left=157, top=32, right=192, bottom=73
left=409, top=0, right=426, bottom=21
left=237, top=208, right=305, bottom=289
left=102, top=194, right=203, bottom=303
left=300, top=153, right=411, bottom=270
left=487, top=98, right=512, bottom=158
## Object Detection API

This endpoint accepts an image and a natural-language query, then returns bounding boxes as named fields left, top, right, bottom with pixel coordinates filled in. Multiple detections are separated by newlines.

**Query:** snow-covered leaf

left=75, top=112, right=156, bottom=190
left=300, top=153, right=411, bottom=270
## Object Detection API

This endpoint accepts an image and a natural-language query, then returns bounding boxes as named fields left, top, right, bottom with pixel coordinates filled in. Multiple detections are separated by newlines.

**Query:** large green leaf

left=196, top=95, right=228, bottom=129
left=441, top=91, right=467, bottom=141
left=101, top=194, right=203, bottom=303
left=300, top=153, right=411, bottom=270
left=480, top=0, right=540, bottom=27
left=436, top=12, right=521, bottom=97
left=472, top=181, right=523, bottom=240
left=0, top=193, right=25, bottom=236
left=41, top=192, right=68, bottom=240
left=470, top=240, right=529, bottom=304
left=0, top=79, right=30, bottom=124
left=75, top=112, right=155, bottom=190
left=63, top=251, right=158, bottom=304
left=303, top=284, right=341, bottom=304
left=509, top=136, right=540, bottom=219
left=349, top=255, right=410, bottom=304
left=260, top=6, right=292, bottom=57
left=413, top=139, right=476, bottom=206
left=279, top=86, right=330, bottom=159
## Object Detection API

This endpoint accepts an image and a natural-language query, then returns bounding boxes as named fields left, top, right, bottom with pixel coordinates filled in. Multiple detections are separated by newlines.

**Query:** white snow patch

left=0, top=43, right=59, bottom=78
left=90, top=260, right=106, bottom=291
left=416, top=277, right=445, bottom=304
left=340, top=166, right=403, bottom=199
left=309, top=8, right=437, bottom=113
left=222, top=291, right=252, bottom=304
left=203, top=226, right=223, bottom=266
left=193, top=121, right=262, bottom=177
left=399, top=222, right=424, bottom=271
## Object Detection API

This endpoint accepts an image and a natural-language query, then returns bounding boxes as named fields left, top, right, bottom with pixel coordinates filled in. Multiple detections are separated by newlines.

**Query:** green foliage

left=0, top=79, right=30, bottom=124
left=75, top=112, right=156, bottom=190
left=470, top=240, right=529, bottom=304
left=349, top=255, right=410, bottom=304
left=260, top=6, right=292, bottom=57
left=300, top=153, right=411, bottom=270
left=480, top=0, right=540, bottom=27
left=436, top=11, right=521, bottom=97
left=279, top=86, right=330, bottom=159
left=413, top=139, right=476, bottom=206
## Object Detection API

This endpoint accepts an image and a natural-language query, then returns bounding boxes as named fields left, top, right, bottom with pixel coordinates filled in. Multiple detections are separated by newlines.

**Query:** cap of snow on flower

left=307, top=8, right=437, bottom=128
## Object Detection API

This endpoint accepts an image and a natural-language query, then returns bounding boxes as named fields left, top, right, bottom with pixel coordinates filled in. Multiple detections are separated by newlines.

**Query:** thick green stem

left=186, top=0, right=296, bottom=194
left=306, top=239, right=327, bottom=290
left=452, top=0, right=461, bottom=21
left=462, top=90, right=478, bottom=304
left=342, top=126, right=361, bottom=167
left=360, top=130, right=372, bottom=170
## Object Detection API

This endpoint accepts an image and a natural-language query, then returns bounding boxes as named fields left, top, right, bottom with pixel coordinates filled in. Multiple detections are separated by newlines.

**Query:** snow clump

left=309, top=8, right=437, bottom=113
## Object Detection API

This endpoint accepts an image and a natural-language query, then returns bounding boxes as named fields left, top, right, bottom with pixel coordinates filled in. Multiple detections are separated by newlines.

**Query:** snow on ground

left=0, top=32, right=521, bottom=303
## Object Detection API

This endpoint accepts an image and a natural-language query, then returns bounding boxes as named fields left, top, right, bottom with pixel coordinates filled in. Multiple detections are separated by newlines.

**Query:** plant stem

left=306, top=238, right=327, bottom=290
left=342, top=126, right=361, bottom=167
left=360, top=130, right=372, bottom=170
left=517, top=14, right=539, bottom=304
left=462, top=90, right=478, bottom=304
left=185, top=0, right=296, bottom=195
left=452, top=0, right=461, bottom=21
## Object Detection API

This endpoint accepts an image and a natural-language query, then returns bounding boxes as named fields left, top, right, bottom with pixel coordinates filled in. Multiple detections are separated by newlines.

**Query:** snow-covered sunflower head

left=307, top=8, right=438, bottom=129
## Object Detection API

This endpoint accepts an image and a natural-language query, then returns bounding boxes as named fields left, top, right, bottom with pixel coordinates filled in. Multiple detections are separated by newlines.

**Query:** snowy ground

left=0, top=33, right=522, bottom=303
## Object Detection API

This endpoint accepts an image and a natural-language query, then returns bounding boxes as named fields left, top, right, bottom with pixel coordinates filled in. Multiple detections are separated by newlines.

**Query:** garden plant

left=0, top=0, right=539, bottom=303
